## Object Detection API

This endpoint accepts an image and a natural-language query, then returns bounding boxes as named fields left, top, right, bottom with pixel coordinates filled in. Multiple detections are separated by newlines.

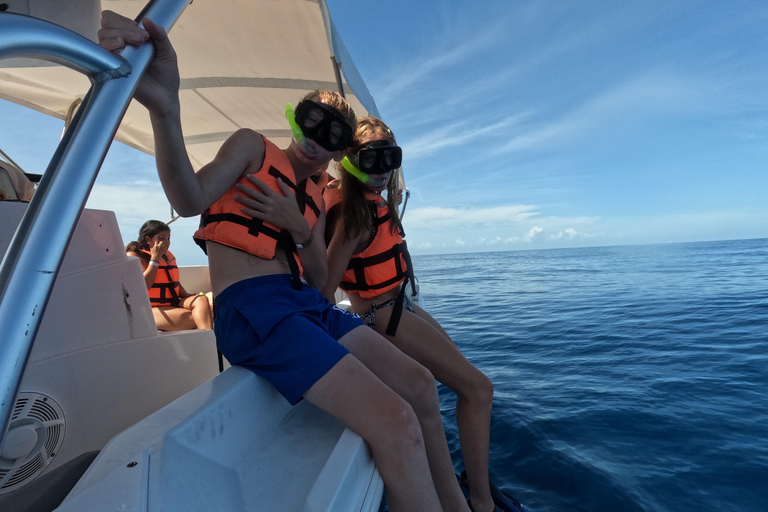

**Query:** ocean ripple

left=422, top=239, right=768, bottom=512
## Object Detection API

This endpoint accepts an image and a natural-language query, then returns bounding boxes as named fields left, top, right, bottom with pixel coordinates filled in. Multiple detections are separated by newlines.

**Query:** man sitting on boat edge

left=98, top=11, right=471, bottom=512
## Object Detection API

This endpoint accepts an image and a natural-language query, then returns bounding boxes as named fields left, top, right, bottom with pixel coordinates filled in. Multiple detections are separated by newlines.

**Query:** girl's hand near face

left=149, top=235, right=170, bottom=261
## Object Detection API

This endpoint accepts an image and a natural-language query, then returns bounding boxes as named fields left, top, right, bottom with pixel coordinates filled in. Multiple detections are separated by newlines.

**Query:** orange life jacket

left=142, top=249, right=181, bottom=307
left=324, top=188, right=413, bottom=299
left=194, top=136, right=323, bottom=286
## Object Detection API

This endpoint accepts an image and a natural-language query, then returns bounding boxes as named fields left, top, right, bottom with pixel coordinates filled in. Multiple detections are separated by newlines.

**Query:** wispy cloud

left=405, top=207, right=606, bottom=254
left=474, top=226, right=597, bottom=246
left=376, top=3, right=667, bottom=123
left=395, top=68, right=713, bottom=168
left=495, top=72, right=706, bottom=155
left=402, top=112, right=529, bottom=160
left=524, top=226, right=544, bottom=241
left=549, top=228, right=598, bottom=240
left=375, top=17, right=513, bottom=105
left=406, top=204, right=539, bottom=228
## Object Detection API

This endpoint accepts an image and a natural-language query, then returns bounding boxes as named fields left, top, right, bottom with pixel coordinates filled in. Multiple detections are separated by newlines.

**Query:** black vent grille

left=0, top=393, right=65, bottom=494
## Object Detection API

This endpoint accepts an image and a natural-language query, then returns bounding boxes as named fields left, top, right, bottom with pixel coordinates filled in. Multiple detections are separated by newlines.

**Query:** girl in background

left=126, top=220, right=213, bottom=331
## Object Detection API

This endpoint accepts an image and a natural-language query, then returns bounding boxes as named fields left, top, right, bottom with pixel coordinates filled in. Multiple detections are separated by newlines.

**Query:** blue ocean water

left=413, top=238, right=768, bottom=512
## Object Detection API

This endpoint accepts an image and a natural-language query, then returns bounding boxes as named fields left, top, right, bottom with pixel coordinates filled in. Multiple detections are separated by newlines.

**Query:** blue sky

left=2, top=0, right=767, bottom=264
left=327, top=0, right=768, bottom=255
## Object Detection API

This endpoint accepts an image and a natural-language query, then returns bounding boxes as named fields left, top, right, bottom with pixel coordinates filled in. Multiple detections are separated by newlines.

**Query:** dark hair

left=125, top=220, right=170, bottom=254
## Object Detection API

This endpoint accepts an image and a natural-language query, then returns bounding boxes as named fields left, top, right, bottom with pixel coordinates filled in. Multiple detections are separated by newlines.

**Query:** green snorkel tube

left=341, top=156, right=370, bottom=183
left=285, top=103, right=305, bottom=144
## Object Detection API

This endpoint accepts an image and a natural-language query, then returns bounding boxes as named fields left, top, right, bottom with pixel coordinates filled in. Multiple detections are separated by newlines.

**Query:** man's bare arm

left=99, top=13, right=263, bottom=216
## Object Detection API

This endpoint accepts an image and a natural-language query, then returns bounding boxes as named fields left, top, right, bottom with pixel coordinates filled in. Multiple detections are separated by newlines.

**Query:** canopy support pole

left=0, top=0, right=192, bottom=448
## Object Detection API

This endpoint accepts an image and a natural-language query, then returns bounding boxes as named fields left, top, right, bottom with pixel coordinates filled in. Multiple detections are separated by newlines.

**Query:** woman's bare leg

left=180, top=294, right=213, bottom=329
left=375, top=305, right=495, bottom=512
left=303, top=353, right=441, bottom=512
left=339, top=326, right=471, bottom=512
left=152, top=306, right=196, bottom=331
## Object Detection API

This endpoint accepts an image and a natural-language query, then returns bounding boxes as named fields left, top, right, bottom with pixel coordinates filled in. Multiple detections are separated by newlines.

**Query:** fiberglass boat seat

left=0, top=203, right=219, bottom=503
left=55, top=366, right=383, bottom=512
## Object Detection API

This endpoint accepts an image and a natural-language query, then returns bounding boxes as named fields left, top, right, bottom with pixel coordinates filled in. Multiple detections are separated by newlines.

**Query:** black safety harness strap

left=281, top=178, right=319, bottom=289
left=384, top=240, right=416, bottom=336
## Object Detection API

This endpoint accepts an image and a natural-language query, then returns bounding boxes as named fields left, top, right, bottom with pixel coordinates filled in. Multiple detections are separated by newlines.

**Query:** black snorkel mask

left=341, top=139, right=403, bottom=183
left=292, top=100, right=354, bottom=152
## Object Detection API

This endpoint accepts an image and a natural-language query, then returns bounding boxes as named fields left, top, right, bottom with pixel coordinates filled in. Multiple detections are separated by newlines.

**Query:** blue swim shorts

left=214, top=274, right=364, bottom=405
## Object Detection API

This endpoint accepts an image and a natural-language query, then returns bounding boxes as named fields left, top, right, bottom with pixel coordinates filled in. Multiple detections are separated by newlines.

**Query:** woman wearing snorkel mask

left=322, top=117, right=498, bottom=512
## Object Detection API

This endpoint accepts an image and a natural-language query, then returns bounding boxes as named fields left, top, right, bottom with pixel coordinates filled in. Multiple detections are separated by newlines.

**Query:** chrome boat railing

left=0, top=0, right=192, bottom=447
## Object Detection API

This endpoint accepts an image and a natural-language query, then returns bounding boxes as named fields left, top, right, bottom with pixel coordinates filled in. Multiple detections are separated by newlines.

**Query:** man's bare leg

left=304, top=354, right=442, bottom=512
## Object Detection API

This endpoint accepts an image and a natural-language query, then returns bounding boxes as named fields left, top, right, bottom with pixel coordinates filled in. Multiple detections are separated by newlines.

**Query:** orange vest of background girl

left=321, top=117, right=498, bottom=512
left=125, top=220, right=212, bottom=331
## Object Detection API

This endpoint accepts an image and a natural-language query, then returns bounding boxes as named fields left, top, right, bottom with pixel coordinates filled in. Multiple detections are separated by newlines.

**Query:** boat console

left=0, top=203, right=219, bottom=504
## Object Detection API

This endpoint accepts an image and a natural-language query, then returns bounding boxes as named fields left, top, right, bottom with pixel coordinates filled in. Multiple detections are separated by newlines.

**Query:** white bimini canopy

left=0, top=0, right=378, bottom=169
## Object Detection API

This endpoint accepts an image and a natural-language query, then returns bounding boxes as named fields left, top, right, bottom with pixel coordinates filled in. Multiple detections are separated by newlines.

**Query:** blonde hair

left=301, top=89, right=358, bottom=135
left=337, top=116, right=402, bottom=240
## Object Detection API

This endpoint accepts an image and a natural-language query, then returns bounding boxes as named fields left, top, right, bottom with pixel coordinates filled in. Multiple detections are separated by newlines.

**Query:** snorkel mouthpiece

left=285, top=103, right=305, bottom=144
left=341, top=156, right=370, bottom=183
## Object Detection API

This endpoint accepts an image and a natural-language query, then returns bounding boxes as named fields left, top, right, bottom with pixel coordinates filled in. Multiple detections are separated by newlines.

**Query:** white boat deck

left=1, top=202, right=382, bottom=511
left=57, top=367, right=382, bottom=512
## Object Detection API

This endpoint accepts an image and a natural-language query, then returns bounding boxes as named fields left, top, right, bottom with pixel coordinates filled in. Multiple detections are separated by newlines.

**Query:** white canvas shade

left=0, top=0, right=378, bottom=170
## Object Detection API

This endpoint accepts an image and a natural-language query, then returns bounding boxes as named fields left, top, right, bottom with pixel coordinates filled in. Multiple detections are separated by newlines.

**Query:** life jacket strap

left=400, top=240, right=417, bottom=298
left=385, top=284, right=407, bottom=336
left=339, top=242, right=408, bottom=293
left=384, top=240, right=416, bottom=336
left=150, top=281, right=181, bottom=307
left=278, top=231, right=303, bottom=290
left=287, top=175, right=321, bottom=219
